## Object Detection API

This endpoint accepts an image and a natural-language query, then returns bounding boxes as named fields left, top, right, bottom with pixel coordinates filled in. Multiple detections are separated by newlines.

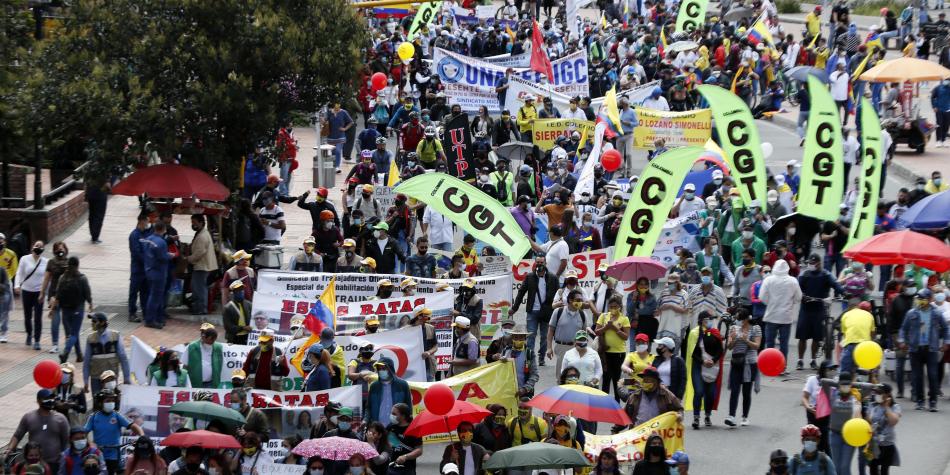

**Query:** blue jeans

left=332, top=141, right=344, bottom=168
left=0, top=290, right=10, bottom=334
left=526, top=310, right=549, bottom=357
left=871, top=83, right=884, bottom=114
left=128, top=271, right=148, bottom=316
left=61, top=307, right=84, bottom=359
left=279, top=161, right=292, bottom=195
left=830, top=431, right=855, bottom=475
left=763, top=322, right=791, bottom=361
left=145, top=275, right=166, bottom=325
left=49, top=306, right=60, bottom=346
left=879, top=29, right=899, bottom=48
left=690, top=364, right=716, bottom=416
left=840, top=343, right=857, bottom=375
left=431, top=242, right=453, bottom=252
left=910, top=348, right=940, bottom=405
left=797, top=109, right=809, bottom=139
left=191, top=270, right=209, bottom=314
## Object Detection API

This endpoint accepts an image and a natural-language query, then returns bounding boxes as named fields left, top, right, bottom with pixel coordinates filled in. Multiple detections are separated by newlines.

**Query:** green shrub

left=777, top=0, right=801, bottom=14
left=852, top=0, right=908, bottom=16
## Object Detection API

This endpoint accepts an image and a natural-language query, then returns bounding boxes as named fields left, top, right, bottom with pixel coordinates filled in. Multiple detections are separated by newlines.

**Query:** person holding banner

left=548, top=289, right=594, bottom=376
left=241, top=330, right=289, bottom=391
left=234, top=432, right=273, bottom=475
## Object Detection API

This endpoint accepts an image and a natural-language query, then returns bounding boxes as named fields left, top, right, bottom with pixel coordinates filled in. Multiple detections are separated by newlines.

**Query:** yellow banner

left=633, top=108, right=712, bottom=149
left=531, top=119, right=595, bottom=151
left=583, top=412, right=685, bottom=462
left=407, top=361, right=518, bottom=442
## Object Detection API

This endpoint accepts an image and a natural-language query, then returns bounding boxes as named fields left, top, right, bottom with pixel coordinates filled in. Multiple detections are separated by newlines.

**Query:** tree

left=18, top=0, right=368, bottom=188
left=0, top=0, right=33, bottom=162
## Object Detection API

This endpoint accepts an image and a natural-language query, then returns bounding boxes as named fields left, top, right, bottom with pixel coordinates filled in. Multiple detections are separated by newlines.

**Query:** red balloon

left=34, top=360, right=62, bottom=389
left=601, top=149, right=622, bottom=172
left=757, top=348, right=786, bottom=377
left=371, top=72, right=388, bottom=91
left=423, top=383, right=456, bottom=415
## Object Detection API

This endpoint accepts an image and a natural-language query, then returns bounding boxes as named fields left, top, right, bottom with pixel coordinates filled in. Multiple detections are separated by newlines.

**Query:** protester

left=897, top=288, right=949, bottom=412
left=685, top=311, right=724, bottom=429
left=16, top=240, right=49, bottom=350
left=594, top=295, right=630, bottom=400
left=725, top=308, right=761, bottom=428
left=760, top=260, right=803, bottom=372
left=6, top=390, right=71, bottom=474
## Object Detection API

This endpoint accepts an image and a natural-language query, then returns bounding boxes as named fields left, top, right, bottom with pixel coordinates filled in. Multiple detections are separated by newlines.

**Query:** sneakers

left=741, top=417, right=750, bottom=426
left=48, top=345, right=59, bottom=354
left=692, top=416, right=700, bottom=430
left=32, top=342, right=40, bottom=351
left=915, top=403, right=926, bottom=410
left=810, top=360, right=818, bottom=370
left=796, top=360, right=804, bottom=370
left=705, top=415, right=712, bottom=427
left=0, top=332, right=6, bottom=343
left=59, top=353, right=67, bottom=364
left=929, top=403, right=938, bottom=412
left=724, top=416, right=737, bottom=427
left=335, top=168, right=342, bottom=174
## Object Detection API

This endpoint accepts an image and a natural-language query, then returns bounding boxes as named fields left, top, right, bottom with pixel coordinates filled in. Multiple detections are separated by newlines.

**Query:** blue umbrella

left=677, top=167, right=716, bottom=197
left=897, top=190, right=950, bottom=230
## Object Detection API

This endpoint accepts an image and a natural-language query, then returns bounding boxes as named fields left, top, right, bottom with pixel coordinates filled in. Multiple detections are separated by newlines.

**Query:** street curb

left=776, top=14, right=874, bottom=33
left=766, top=113, right=922, bottom=182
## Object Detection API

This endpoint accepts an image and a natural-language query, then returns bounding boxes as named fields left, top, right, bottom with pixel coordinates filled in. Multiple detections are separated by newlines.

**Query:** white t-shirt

left=803, top=375, right=821, bottom=406
left=423, top=207, right=455, bottom=246
left=657, top=359, right=672, bottom=387
left=259, top=205, right=285, bottom=242
left=937, top=301, right=950, bottom=324
left=679, top=196, right=706, bottom=216
left=463, top=445, right=475, bottom=475
left=830, top=71, right=850, bottom=101
left=543, top=239, right=570, bottom=276
left=201, top=344, right=213, bottom=383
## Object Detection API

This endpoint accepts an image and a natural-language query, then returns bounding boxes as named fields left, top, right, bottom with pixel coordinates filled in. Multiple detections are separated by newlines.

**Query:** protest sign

left=433, top=48, right=589, bottom=112
left=583, top=412, right=685, bottom=462
left=675, top=0, right=709, bottom=32
left=799, top=75, right=845, bottom=222
left=479, top=255, right=511, bottom=276
left=614, top=147, right=705, bottom=260
left=119, top=384, right=361, bottom=438
left=652, top=210, right=705, bottom=266
left=532, top=118, right=595, bottom=150
left=374, top=185, right=396, bottom=209
left=442, top=113, right=476, bottom=180
left=408, top=0, right=441, bottom=40
left=632, top=108, right=712, bottom=149
left=482, top=51, right=531, bottom=68
left=407, top=361, right=518, bottom=442
left=395, top=173, right=531, bottom=260
left=846, top=98, right=882, bottom=250
left=697, top=85, right=768, bottom=206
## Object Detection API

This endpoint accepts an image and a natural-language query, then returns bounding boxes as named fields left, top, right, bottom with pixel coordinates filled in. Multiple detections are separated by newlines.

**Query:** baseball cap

left=453, top=316, right=471, bottom=328
left=374, top=222, right=390, bottom=231
left=342, top=239, right=356, bottom=248
left=656, top=336, right=675, bottom=350
left=712, top=169, right=723, bottom=179
left=37, top=389, right=54, bottom=400
left=666, top=451, right=690, bottom=466
left=635, top=333, right=649, bottom=342
left=200, top=322, right=215, bottom=332
left=258, top=329, right=275, bottom=342
left=683, top=183, right=696, bottom=191
left=574, top=330, right=589, bottom=341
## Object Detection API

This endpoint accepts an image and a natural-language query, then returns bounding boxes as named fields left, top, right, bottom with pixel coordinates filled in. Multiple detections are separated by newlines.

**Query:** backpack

left=494, top=172, right=510, bottom=203
left=789, top=452, right=830, bottom=475
left=551, top=307, right=588, bottom=336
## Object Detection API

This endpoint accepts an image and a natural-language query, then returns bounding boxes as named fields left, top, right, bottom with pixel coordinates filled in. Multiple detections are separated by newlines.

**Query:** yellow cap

left=200, top=322, right=216, bottom=331
left=360, top=257, right=377, bottom=268
left=232, top=250, right=252, bottom=262
left=366, top=315, right=380, bottom=325
left=378, top=279, right=394, bottom=287
left=400, top=277, right=417, bottom=289
left=461, top=278, right=476, bottom=288
left=229, top=280, right=245, bottom=290
left=343, top=239, right=357, bottom=248
left=231, top=369, right=247, bottom=379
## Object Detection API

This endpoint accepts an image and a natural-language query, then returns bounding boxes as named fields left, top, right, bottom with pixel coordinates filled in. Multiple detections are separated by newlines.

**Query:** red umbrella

left=404, top=400, right=493, bottom=438
left=605, top=256, right=667, bottom=282
left=843, top=230, right=950, bottom=272
left=161, top=430, right=241, bottom=449
left=112, top=163, right=230, bottom=201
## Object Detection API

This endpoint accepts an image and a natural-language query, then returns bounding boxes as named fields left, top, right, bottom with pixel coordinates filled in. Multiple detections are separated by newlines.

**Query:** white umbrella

left=668, top=40, right=700, bottom=53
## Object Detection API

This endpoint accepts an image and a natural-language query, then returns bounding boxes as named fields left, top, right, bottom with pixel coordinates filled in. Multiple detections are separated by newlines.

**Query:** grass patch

left=777, top=0, right=802, bottom=13
left=852, top=0, right=907, bottom=16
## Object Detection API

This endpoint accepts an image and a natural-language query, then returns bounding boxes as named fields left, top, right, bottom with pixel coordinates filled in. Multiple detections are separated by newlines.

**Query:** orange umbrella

left=859, top=57, right=950, bottom=83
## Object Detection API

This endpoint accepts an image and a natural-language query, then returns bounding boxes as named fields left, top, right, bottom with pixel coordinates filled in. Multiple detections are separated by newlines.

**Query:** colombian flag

left=864, top=32, right=884, bottom=54
left=747, top=15, right=773, bottom=46
left=601, top=84, right=624, bottom=135
left=290, top=278, right=336, bottom=375
left=659, top=25, right=668, bottom=57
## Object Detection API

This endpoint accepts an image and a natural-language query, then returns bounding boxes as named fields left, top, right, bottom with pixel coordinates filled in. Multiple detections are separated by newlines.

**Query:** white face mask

left=104, top=381, right=117, bottom=391
left=72, top=440, right=88, bottom=451
left=742, top=231, right=754, bottom=240
left=373, top=230, right=382, bottom=239
left=803, top=441, right=818, bottom=453
left=310, top=470, right=324, bottom=475
left=787, top=227, right=797, bottom=236
left=874, top=394, right=885, bottom=404
left=636, top=344, right=648, bottom=353
left=102, top=402, right=116, bottom=413
left=935, top=292, right=947, bottom=303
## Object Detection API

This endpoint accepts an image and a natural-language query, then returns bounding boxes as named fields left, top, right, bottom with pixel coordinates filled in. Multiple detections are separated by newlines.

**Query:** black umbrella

left=787, top=66, right=829, bottom=84
left=495, top=141, right=534, bottom=162
left=768, top=213, right=822, bottom=255
left=722, top=6, right=754, bottom=21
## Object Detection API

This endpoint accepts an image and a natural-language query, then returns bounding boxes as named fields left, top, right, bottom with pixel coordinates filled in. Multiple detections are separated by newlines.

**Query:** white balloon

left=761, top=142, right=774, bottom=159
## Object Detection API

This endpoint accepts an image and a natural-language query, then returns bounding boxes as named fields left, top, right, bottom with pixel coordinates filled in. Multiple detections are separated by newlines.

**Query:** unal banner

left=118, top=384, right=361, bottom=438
left=583, top=412, right=685, bottom=462
left=251, top=292, right=456, bottom=372
left=434, top=48, right=589, bottom=112
left=632, top=108, right=712, bottom=149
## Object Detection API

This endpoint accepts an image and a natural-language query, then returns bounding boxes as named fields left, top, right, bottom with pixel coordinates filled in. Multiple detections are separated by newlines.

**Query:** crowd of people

left=2, top=0, right=950, bottom=474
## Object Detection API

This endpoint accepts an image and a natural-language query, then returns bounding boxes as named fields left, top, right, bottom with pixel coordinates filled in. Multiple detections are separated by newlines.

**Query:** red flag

left=530, top=21, right=554, bottom=83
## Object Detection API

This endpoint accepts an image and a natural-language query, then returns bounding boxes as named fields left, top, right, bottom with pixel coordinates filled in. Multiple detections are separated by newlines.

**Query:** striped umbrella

left=526, top=384, right=631, bottom=426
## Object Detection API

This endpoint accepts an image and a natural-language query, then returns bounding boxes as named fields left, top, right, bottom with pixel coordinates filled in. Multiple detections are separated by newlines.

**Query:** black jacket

left=651, top=353, right=687, bottom=400
left=511, top=271, right=560, bottom=316
left=363, top=237, right=406, bottom=274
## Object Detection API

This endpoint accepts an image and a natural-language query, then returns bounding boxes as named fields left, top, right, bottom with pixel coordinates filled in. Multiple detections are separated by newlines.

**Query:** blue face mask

left=233, top=292, right=244, bottom=302
left=230, top=402, right=242, bottom=411
left=338, top=421, right=352, bottom=431
left=377, top=370, right=390, bottom=380
left=700, top=276, right=712, bottom=285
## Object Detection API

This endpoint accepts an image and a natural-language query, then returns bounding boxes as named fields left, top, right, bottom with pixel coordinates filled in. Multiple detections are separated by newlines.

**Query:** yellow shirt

left=805, top=12, right=821, bottom=36
left=506, top=415, right=548, bottom=445
left=623, top=351, right=655, bottom=388
left=0, top=248, right=17, bottom=280
left=814, top=47, right=830, bottom=69
left=840, top=308, right=875, bottom=346
left=517, top=105, right=537, bottom=133
left=925, top=180, right=949, bottom=194
left=596, top=313, right=630, bottom=353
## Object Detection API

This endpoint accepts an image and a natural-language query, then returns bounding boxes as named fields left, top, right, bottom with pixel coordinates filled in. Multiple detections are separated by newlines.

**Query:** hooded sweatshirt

left=759, top=260, right=803, bottom=325
left=367, top=356, right=411, bottom=424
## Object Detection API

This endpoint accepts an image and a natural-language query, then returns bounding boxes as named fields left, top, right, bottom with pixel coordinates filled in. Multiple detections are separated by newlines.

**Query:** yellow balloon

left=854, top=340, right=883, bottom=370
left=397, top=42, right=415, bottom=61
left=842, top=418, right=872, bottom=447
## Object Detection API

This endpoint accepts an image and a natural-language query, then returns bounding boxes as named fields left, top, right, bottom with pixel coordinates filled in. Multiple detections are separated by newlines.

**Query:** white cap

left=775, top=174, right=786, bottom=185
left=749, top=199, right=761, bottom=208
left=767, top=189, right=779, bottom=202
left=787, top=159, right=798, bottom=167
left=683, top=183, right=696, bottom=191
left=656, top=336, right=676, bottom=351
left=712, top=169, right=724, bottom=179
left=453, top=316, right=471, bottom=328
left=442, top=463, right=460, bottom=475
left=705, top=196, right=719, bottom=205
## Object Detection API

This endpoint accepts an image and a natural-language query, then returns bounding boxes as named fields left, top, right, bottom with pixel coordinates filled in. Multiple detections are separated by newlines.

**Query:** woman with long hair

left=124, top=436, right=168, bottom=475
left=40, top=241, right=69, bottom=355
left=684, top=311, right=725, bottom=430
left=592, top=447, right=622, bottom=475
left=295, top=411, right=313, bottom=441
left=279, top=435, right=305, bottom=465
left=149, top=350, right=190, bottom=387
left=363, top=421, right=392, bottom=475
left=725, top=307, right=761, bottom=427
left=304, top=345, right=334, bottom=392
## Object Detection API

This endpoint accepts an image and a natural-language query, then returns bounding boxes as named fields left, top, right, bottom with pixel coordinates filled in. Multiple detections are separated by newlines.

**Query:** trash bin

left=313, top=144, right=336, bottom=189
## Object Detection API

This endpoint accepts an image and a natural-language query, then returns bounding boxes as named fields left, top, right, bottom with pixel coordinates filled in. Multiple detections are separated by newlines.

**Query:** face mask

left=803, top=441, right=818, bottom=453
left=852, top=262, right=863, bottom=271
left=684, top=192, right=694, bottom=200
left=772, top=464, right=788, bottom=474
left=458, top=432, right=473, bottom=443
left=231, top=402, right=242, bottom=410
left=917, top=299, right=930, bottom=308
left=84, top=467, right=99, bottom=475
left=839, top=385, right=851, bottom=394
left=742, top=231, right=753, bottom=240
left=874, top=394, right=885, bottom=404
left=935, top=178, right=943, bottom=186
left=546, top=171, right=555, bottom=178
left=904, top=287, right=917, bottom=295
left=233, top=292, right=244, bottom=302
left=558, top=168, right=567, bottom=176
left=263, top=199, right=274, bottom=206
left=806, top=264, right=817, bottom=272
left=32, top=247, right=43, bottom=255
left=742, top=258, right=753, bottom=266
left=571, top=301, right=583, bottom=310
left=338, top=421, right=352, bottom=431
left=242, top=447, right=257, bottom=456
left=636, top=344, right=649, bottom=353
left=102, top=402, right=116, bottom=413
left=917, top=184, right=925, bottom=191
left=583, top=220, right=592, bottom=227
left=575, top=341, right=588, bottom=349
left=56, top=251, right=65, bottom=258
left=349, top=469, right=363, bottom=475
left=494, top=415, right=506, bottom=425
left=479, top=175, right=490, bottom=183
left=513, top=340, right=526, bottom=351
left=373, top=231, right=382, bottom=239
left=668, top=281, right=678, bottom=289
left=705, top=320, right=715, bottom=329
left=323, top=222, right=332, bottom=230
left=713, top=178, right=723, bottom=186
left=935, top=293, right=947, bottom=303
left=565, top=377, right=579, bottom=385
left=377, top=370, right=390, bottom=380
left=73, top=439, right=88, bottom=451
left=186, top=463, right=201, bottom=472
left=707, top=202, right=717, bottom=210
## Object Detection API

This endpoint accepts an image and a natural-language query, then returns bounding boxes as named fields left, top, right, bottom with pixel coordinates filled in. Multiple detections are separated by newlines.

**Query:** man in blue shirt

left=84, top=391, right=143, bottom=474
left=127, top=213, right=151, bottom=323
left=898, top=288, right=950, bottom=411
left=142, top=222, right=171, bottom=329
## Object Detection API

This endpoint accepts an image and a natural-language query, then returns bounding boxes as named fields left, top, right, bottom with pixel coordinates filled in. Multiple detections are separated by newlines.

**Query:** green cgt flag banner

left=613, top=146, right=706, bottom=260
left=799, top=75, right=845, bottom=222
left=676, top=0, right=710, bottom=32
left=845, top=98, right=883, bottom=250
left=394, top=172, right=532, bottom=260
